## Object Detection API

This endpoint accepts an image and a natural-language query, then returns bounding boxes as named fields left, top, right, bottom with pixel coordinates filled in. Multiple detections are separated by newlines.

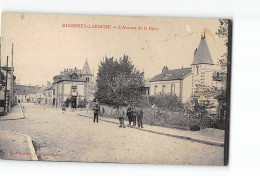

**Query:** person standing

left=62, top=102, right=66, bottom=113
left=93, top=102, right=100, bottom=123
left=136, top=106, right=144, bottom=128
left=118, top=106, right=126, bottom=128
left=131, top=105, right=137, bottom=127
left=126, top=105, right=132, bottom=126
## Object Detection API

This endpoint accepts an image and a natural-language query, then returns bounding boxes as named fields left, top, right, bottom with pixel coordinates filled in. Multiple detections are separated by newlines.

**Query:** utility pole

left=11, top=43, right=14, bottom=106
left=0, top=37, right=2, bottom=85
left=4, top=56, right=8, bottom=114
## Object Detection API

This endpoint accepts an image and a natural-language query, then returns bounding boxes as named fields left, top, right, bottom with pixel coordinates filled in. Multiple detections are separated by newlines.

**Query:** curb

left=12, top=131, right=38, bottom=161
left=77, top=113, right=224, bottom=147
left=0, top=130, right=38, bottom=161
left=0, top=105, right=25, bottom=121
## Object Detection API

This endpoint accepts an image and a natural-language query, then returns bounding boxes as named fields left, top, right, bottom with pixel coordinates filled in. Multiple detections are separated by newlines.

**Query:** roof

left=81, top=59, right=93, bottom=75
left=53, top=71, right=88, bottom=84
left=191, top=36, right=214, bottom=65
left=150, top=68, right=192, bottom=82
left=36, top=87, right=46, bottom=93
left=15, top=85, right=37, bottom=95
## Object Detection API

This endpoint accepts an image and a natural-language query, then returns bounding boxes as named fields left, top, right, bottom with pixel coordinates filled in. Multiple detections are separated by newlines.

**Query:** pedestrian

left=131, top=105, right=137, bottom=127
left=126, top=105, right=132, bottom=126
left=136, top=106, right=144, bottom=128
left=118, top=106, right=126, bottom=128
left=93, top=102, right=100, bottom=123
left=101, top=106, right=107, bottom=116
left=62, top=102, right=66, bottom=113
left=70, top=101, right=74, bottom=112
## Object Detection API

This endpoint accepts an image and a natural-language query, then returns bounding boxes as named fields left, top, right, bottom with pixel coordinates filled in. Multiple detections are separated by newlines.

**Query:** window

left=196, top=65, right=199, bottom=74
left=86, top=77, right=89, bottom=82
left=171, top=84, right=175, bottom=95
left=162, top=85, right=166, bottom=94
left=154, top=85, right=158, bottom=94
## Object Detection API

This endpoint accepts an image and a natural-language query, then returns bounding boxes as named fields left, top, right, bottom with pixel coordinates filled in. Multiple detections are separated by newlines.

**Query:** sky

left=1, top=13, right=227, bottom=86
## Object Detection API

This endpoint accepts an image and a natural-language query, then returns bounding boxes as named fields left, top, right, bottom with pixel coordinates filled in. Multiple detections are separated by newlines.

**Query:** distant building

left=52, top=59, right=94, bottom=107
left=149, top=33, right=223, bottom=103
left=15, top=85, right=37, bottom=103
left=143, top=78, right=151, bottom=95
left=35, top=86, right=46, bottom=104
left=44, top=82, right=54, bottom=106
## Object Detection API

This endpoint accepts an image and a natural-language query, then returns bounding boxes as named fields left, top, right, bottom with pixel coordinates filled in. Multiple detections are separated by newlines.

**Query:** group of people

left=118, top=105, right=144, bottom=128
left=61, top=102, right=77, bottom=113
left=92, top=102, right=144, bottom=129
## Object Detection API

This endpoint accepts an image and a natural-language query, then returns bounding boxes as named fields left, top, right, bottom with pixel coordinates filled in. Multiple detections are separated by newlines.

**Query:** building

left=35, top=86, right=46, bottom=104
left=44, top=82, right=54, bottom=106
left=52, top=59, right=94, bottom=107
left=149, top=32, right=223, bottom=103
left=15, top=85, right=37, bottom=103
left=0, top=67, right=16, bottom=115
left=150, top=66, right=192, bottom=101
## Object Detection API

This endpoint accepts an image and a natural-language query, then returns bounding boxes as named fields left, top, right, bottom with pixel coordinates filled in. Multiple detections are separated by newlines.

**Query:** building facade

left=52, top=59, right=94, bottom=107
left=149, top=33, right=223, bottom=103
left=15, top=85, right=37, bottom=103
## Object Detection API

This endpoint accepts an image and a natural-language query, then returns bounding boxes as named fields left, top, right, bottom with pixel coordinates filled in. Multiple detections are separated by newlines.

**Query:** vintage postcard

left=0, top=13, right=231, bottom=165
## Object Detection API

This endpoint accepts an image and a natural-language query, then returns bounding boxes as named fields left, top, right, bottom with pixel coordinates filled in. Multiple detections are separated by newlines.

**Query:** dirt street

left=0, top=103, right=224, bottom=165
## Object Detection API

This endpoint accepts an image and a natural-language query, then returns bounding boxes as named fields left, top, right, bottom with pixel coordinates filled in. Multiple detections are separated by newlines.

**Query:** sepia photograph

left=0, top=12, right=231, bottom=166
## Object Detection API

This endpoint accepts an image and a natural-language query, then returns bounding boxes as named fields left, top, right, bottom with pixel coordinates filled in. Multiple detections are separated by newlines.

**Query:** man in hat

left=131, top=105, right=137, bottom=127
left=126, top=105, right=132, bottom=126
left=93, top=102, right=100, bottom=123
left=136, top=105, right=144, bottom=128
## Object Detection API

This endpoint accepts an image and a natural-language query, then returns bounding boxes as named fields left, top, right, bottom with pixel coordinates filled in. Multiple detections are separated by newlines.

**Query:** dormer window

left=71, top=73, right=78, bottom=80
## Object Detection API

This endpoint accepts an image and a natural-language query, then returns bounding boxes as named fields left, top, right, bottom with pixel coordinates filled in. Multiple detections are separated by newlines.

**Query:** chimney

left=162, top=66, right=169, bottom=74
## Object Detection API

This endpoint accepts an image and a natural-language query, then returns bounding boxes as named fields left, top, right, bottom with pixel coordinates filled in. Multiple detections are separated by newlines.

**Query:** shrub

left=77, top=98, right=88, bottom=108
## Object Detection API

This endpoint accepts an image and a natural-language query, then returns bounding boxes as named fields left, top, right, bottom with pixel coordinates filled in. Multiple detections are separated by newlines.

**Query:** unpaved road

left=0, top=103, right=224, bottom=165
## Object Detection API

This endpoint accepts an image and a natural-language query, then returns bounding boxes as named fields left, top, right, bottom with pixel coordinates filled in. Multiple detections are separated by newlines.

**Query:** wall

left=182, top=74, right=192, bottom=102
left=150, top=80, right=180, bottom=97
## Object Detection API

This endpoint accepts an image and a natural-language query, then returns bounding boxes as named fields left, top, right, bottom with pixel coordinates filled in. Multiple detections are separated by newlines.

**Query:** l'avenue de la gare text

left=62, top=24, right=158, bottom=30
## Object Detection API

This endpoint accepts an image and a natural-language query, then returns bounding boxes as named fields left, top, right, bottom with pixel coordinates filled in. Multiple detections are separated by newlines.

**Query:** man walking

left=131, top=105, right=137, bottom=127
left=126, top=105, right=132, bottom=126
left=118, top=106, right=126, bottom=128
left=136, top=105, right=144, bottom=128
left=93, top=102, right=100, bottom=123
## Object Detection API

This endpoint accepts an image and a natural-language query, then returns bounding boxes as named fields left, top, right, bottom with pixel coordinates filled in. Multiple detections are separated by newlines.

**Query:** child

left=62, top=102, right=66, bottom=113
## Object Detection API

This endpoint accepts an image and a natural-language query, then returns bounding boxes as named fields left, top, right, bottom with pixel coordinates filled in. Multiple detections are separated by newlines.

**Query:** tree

left=216, top=19, right=229, bottom=82
left=95, top=55, right=145, bottom=107
left=203, top=19, right=230, bottom=99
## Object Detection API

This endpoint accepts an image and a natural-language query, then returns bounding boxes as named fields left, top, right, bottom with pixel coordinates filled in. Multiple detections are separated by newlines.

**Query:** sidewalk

left=77, top=110, right=224, bottom=147
left=0, top=104, right=25, bottom=121
left=0, top=130, right=38, bottom=161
